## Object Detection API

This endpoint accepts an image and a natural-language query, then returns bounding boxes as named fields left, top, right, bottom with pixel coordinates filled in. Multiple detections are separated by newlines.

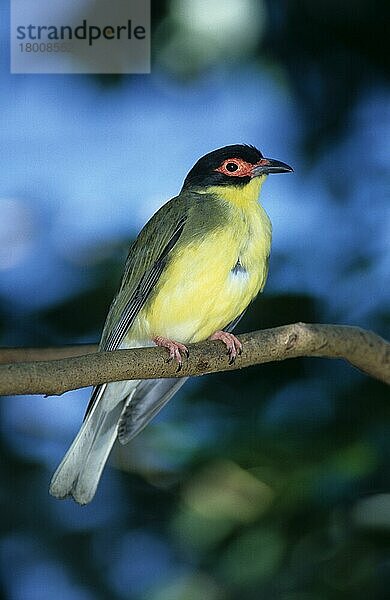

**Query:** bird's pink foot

left=209, top=331, right=243, bottom=364
left=153, top=336, right=189, bottom=371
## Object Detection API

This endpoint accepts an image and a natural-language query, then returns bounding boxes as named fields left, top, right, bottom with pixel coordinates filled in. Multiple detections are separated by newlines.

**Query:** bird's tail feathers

left=49, top=380, right=138, bottom=505
left=118, top=377, right=188, bottom=444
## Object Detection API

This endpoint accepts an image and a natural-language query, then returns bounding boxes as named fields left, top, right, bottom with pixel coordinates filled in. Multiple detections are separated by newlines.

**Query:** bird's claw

left=153, top=336, right=189, bottom=371
left=209, top=331, right=243, bottom=364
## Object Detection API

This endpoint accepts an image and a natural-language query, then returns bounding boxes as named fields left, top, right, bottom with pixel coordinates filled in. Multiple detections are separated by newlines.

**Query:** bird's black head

left=182, top=144, right=293, bottom=190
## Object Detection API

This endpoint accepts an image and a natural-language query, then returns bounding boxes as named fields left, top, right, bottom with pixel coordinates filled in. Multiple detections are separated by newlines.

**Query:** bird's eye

left=226, top=162, right=239, bottom=172
left=215, top=158, right=251, bottom=177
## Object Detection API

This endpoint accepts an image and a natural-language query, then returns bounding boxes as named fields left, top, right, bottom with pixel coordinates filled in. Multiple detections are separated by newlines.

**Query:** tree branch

left=0, top=323, right=388, bottom=397
left=0, top=344, right=98, bottom=364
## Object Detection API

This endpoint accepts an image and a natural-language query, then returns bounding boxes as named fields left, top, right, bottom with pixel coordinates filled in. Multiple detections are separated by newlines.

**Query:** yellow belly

left=128, top=201, right=271, bottom=344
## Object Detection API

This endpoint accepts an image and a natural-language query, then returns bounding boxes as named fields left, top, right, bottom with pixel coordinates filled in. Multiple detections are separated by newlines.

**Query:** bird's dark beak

left=251, top=157, right=293, bottom=177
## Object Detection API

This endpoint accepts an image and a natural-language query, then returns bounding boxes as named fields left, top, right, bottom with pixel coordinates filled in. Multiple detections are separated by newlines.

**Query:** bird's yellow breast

left=129, top=179, right=271, bottom=344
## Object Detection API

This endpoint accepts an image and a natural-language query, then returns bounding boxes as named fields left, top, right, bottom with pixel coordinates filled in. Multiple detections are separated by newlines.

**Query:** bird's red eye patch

left=215, top=158, right=253, bottom=177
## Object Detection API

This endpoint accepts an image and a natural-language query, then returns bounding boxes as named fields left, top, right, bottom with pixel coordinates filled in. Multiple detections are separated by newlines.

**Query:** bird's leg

left=153, top=336, right=189, bottom=371
left=209, top=331, right=243, bottom=365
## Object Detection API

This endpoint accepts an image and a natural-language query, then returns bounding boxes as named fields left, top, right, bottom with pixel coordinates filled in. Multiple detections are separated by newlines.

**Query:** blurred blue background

left=0, top=1, right=389, bottom=599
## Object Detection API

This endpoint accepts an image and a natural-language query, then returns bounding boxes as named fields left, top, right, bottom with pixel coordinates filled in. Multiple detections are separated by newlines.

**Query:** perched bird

left=49, top=144, right=293, bottom=504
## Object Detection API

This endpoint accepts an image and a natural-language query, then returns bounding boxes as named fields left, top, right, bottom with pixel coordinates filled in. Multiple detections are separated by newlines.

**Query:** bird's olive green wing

left=85, top=190, right=226, bottom=420
left=100, top=194, right=193, bottom=352
left=83, top=194, right=194, bottom=419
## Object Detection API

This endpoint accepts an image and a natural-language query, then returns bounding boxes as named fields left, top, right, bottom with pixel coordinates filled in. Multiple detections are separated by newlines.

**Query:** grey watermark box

left=11, top=0, right=150, bottom=74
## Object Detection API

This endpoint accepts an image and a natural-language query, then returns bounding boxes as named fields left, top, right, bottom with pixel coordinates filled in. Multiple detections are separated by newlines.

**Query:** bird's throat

left=204, top=175, right=267, bottom=209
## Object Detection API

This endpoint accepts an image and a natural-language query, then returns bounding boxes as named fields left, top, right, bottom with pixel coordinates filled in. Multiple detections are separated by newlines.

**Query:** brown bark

left=0, top=323, right=388, bottom=397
